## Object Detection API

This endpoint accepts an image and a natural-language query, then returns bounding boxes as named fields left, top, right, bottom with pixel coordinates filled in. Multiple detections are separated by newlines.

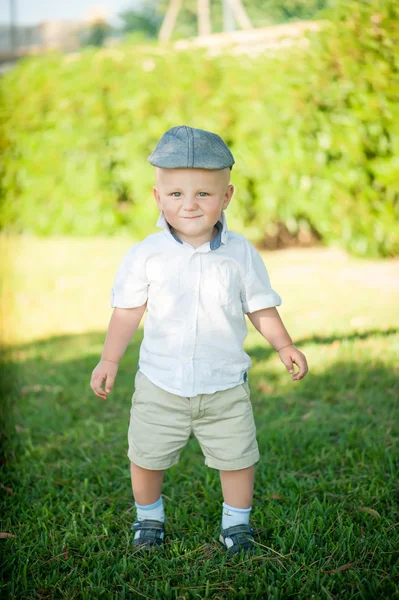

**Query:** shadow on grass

left=1, top=328, right=398, bottom=598
left=1, top=325, right=398, bottom=491
left=1, top=325, right=398, bottom=455
left=2, top=324, right=397, bottom=366
left=249, top=326, right=399, bottom=363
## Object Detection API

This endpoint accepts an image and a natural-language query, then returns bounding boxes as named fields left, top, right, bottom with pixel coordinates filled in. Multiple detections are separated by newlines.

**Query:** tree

left=81, top=19, right=110, bottom=47
left=244, top=0, right=332, bottom=26
left=119, top=0, right=166, bottom=38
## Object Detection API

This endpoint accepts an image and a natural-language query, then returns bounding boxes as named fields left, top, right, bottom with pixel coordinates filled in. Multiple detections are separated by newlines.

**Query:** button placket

left=182, top=255, right=199, bottom=355
left=180, top=253, right=202, bottom=397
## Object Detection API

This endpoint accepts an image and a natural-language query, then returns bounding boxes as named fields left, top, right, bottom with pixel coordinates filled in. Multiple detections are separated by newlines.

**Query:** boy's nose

left=182, top=199, right=198, bottom=208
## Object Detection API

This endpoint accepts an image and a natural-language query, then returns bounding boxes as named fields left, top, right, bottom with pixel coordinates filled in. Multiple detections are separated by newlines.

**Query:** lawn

left=1, top=235, right=398, bottom=599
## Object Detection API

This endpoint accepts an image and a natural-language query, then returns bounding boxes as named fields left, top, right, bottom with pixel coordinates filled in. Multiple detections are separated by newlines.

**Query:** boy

left=90, top=125, right=308, bottom=556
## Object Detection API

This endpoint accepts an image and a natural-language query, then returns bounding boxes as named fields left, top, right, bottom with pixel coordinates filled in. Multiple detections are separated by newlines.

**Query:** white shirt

left=110, top=210, right=282, bottom=396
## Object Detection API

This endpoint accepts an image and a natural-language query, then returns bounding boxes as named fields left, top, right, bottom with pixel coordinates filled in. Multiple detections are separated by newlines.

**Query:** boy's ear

left=223, top=184, right=234, bottom=208
left=153, top=186, right=161, bottom=208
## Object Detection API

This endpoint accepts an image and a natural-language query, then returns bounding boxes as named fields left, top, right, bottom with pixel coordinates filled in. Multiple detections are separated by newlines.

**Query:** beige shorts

left=127, top=370, right=260, bottom=471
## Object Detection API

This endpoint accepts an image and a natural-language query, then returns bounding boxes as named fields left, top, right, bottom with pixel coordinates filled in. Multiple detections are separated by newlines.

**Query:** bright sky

left=0, top=1, right=138, bottom=25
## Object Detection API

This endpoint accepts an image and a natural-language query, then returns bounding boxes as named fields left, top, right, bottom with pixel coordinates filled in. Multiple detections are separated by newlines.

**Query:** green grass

left=1, top=237, right=399, bottom=599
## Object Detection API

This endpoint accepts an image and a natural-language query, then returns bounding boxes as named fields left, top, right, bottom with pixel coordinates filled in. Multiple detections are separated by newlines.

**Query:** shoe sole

left=132, top=541, right=164, bottom=551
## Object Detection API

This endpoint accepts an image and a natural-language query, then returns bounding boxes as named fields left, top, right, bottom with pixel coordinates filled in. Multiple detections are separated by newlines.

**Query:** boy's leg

left=130, top=462, right=166, bottom=545
left=130, top=462, right=164, bottom=505
left=218, top=465, right=256, bottom=553
left=192, top=381, right=258, bottom=553
left=219, top=465, right=254, bottom=508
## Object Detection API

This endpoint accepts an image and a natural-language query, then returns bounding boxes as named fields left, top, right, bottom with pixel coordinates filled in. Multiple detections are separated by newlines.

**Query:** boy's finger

left=105, top=376, right=115, bottom=393
left=92, top=372, right=104, bottom=384
left=292, top=356, right=308, bottom=379
left=90, top=384, right=107, bottom=398
left=90, top=373, right=107, bottom=394
left=281, top=357, right=294, bottom=374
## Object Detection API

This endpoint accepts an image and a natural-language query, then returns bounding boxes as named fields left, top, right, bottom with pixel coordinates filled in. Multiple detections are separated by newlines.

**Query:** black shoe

left=131, top=519, right=165, bottom=550
left=219, top=523, right=255, bottom=557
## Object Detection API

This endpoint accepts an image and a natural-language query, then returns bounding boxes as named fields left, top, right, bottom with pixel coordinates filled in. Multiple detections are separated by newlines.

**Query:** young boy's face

left=153, top=168, right=234, bottom=247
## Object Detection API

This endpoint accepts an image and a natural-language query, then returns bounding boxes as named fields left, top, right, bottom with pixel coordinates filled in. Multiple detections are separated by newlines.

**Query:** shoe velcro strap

left=221, top=524, right=254, bottom=538
left=229, top=533, right=254, bottom=548
left=131, top=519, right=164, bottom=533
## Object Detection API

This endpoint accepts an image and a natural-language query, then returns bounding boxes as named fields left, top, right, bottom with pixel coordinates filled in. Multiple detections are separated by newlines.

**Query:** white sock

left=221, top=502, right=252, bottom=529
left=134, top=496, right=165, bottom=540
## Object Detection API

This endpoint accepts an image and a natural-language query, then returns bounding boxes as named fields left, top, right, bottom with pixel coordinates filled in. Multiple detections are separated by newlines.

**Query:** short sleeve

left=110, top=244, right=148, bottom=308
left=241, top=243, right=282, bottom=314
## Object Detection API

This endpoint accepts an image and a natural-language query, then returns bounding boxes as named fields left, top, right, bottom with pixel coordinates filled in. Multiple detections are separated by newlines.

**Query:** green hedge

left=1, top=0, right=398, bottom=257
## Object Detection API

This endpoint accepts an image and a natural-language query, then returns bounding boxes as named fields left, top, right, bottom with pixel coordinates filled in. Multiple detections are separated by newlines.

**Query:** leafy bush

left=0, top=0, right=398, bottom=256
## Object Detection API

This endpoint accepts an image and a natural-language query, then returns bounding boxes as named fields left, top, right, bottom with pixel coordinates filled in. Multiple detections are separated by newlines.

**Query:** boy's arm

left=90, top=303, right=147, bottom=399
left=101, top=303, right=147, bottom=363
left=247, top=307, right=308, bottom=381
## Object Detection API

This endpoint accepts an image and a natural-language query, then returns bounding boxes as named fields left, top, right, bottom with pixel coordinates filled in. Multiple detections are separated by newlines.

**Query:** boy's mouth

left=183, top=216, right=201, bottom=219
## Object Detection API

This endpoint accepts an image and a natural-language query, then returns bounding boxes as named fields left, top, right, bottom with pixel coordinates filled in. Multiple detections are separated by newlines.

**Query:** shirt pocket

left=147, top=258, right=182, bottom=318
left=201, top=263, right=239, bottom=307
left=148, top=259, right=179, bottom=295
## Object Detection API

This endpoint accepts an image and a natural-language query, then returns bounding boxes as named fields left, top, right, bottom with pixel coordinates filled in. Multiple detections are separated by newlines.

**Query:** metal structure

left=159, top=0, right=253, bottom=43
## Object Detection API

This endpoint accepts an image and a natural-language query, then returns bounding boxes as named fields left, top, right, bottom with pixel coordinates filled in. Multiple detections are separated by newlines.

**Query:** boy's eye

left=170, top=192, right=209, bottom=197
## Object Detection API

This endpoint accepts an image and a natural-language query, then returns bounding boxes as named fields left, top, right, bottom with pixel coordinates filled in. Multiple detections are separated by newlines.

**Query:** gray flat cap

left=147, top=125, right=235, bottom=170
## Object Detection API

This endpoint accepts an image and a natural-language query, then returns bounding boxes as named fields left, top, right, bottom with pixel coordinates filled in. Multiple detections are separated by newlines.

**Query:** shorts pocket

left=239, top=382, right=251, bottom=406
left=135, top=369, right=146, bottom=390
left=131, top=370, right=145, bottom=407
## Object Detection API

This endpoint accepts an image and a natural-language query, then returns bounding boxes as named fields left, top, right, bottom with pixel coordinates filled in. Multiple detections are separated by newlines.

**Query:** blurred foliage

left=80, top=20, right=111, bottom=47
left=119, top=0, right=332, bottom=39
left=119, top=0, right=164, bottom=39
left=0, top=0, right=398, bottom=257
left=248, top=0, right=333, bottom=24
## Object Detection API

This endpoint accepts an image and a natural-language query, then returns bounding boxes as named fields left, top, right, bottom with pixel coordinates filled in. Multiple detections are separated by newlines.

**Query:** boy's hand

left=90, top=360, right=119, bottom=399
left=278, top=345, right=308, bottom=381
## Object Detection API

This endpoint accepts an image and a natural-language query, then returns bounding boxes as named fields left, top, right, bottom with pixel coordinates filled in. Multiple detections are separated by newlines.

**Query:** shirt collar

left=156, top=210, right=229, bottom=250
